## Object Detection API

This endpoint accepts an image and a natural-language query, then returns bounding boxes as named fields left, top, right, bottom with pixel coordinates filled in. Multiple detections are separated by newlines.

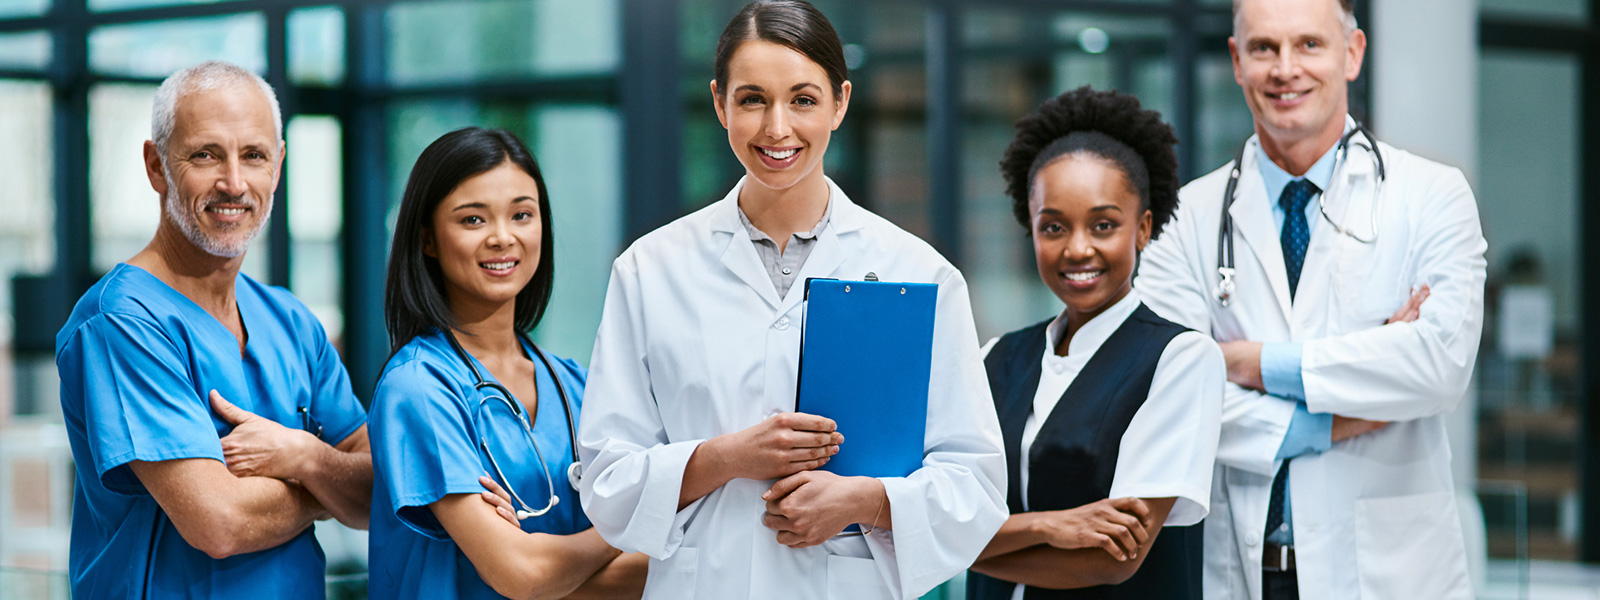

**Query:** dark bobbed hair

left=385, top=127, right=556, bottom=354
left=715, top=0, right=847, bottom=99
left=1000, top=86, right=1181, bottom=240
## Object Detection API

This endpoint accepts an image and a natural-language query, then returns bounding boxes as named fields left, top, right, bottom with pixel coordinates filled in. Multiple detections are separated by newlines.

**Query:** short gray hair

left=151, top=60, right=282, bottom=159
left=1233, top=0, right=1358, bottom=36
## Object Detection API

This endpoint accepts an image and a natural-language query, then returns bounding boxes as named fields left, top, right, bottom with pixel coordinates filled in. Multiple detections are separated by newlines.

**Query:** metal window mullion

left=926, top=0, right=963, bottom=267
left=266, top=6, right=291, bottom=289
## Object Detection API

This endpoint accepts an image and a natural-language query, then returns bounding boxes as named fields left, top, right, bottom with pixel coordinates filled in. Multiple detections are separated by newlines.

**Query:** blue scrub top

left=367, top=329, right=590, bottom=600
left=55, top=264, right=366, bottom=599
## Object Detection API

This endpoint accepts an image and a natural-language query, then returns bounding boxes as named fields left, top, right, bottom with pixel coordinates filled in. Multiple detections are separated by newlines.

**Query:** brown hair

left=714, top=0, right=848, bottom=99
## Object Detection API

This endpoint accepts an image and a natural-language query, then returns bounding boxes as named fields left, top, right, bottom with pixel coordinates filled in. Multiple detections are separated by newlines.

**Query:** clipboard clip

left=863, top=272, right=879, bottom=281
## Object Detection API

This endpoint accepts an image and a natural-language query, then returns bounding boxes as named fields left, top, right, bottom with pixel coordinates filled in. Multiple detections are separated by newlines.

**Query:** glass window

left=89, top=83, right=270, bottom=280
left=0, top=0, right=50, bottom=19
left=88, top=0, right=245, bottom=12
left=289, top=6, right=346, bottom=87
left=0, top=31, right=50, bottom=72
left=1476, top=48, right=1582, bottom=561
left=1481, top=0, right=1588, bottom=22
left=89, top=13, right=266, bottom=79
left=287, top=116, right=344, bottom=341
left=1197, top=53, right=1254, bottom=174
left=0, top=80, right=54, bottom=422
left=385, top=0, right=619, bottom=86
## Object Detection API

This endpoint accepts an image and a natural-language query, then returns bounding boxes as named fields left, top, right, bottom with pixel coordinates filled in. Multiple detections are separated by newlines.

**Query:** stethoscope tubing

left=444, top=330, right=581, bottom=520
left=1214, top=123, right=1386, bottom=307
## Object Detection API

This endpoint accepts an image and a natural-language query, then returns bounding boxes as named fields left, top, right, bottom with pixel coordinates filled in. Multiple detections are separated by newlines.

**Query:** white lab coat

left=578, top=177, right=1008, bottom=600
left=1135, top=132, right=1486, bottom=600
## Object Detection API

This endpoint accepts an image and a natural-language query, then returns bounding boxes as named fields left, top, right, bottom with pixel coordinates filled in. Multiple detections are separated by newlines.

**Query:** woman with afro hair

left=965, top=87, right=1223, bottom=600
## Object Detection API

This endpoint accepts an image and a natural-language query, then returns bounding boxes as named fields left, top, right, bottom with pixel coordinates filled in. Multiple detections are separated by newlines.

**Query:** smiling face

left=424, top=160, right=543, bottom=314
left=149, top=84, right=282, bottom=258
left=712, top=40, right=850, bottom=196
left=1030, top=154, right=1152, bottom=330
left=1230, top=0, right=1365, bottom=150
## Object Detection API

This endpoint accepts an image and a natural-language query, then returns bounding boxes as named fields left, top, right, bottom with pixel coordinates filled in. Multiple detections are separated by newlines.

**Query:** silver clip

left=1215, top=267, right=1236, bottom=307
left=863, top=272, right=879, bottom=281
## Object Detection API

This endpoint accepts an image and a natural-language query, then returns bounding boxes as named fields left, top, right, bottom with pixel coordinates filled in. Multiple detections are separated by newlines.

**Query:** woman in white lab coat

left=576, top=1, right=1008, bottom=598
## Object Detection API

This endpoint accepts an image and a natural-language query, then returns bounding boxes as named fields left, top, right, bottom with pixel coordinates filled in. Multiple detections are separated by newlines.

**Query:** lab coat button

left=781, top=267, right=792, bottom=275
left=776, top=317, right=790, bottom=330
left=1246, top=532, right=1261, bottom=547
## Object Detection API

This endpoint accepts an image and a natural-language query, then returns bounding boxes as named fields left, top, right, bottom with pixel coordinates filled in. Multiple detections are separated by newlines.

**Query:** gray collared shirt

left=736, top=198, right=834, bottom=299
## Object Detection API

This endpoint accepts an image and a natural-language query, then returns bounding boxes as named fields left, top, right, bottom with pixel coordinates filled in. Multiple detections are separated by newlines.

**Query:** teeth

left=481, top=261, right=516, bottom=270
left=1277, top=92, right=1302, bottom=100
left=760, top=147, right=798, bottom=160
left=1064, top=271, right=1102, bottom=282
left=210, top=207, right=247, bottom=215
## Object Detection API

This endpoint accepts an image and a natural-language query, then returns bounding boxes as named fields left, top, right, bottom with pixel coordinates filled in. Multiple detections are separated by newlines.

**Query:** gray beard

left=162, top=176, right=268, bottom=259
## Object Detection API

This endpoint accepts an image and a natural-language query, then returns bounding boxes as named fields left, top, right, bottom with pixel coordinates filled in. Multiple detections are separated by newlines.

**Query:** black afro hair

left=1000, top=86, right=1181, bottom=240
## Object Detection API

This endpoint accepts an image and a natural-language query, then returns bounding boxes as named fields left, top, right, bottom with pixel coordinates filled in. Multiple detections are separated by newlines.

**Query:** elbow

left=177, top=507, right=251, bottom=560
left=485, top=562, right=560, bottom=600
left=1098, top=562, right=1141, bottom=586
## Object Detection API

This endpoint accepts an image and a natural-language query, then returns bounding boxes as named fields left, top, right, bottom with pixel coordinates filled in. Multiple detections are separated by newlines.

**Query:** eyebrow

left=734, top=82, right=824, bottom=94
left=450, top=196, right=536, bottom=212
left=1036, top=204, right=1124, bottom=216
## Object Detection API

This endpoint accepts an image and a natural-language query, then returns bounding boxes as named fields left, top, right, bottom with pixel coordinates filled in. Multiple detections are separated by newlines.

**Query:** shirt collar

left=1044, top=288, right=1143, bottom=359
left=735, top=188, right=835, bottom=244
left=1253, top=114, right=1354, bottom=202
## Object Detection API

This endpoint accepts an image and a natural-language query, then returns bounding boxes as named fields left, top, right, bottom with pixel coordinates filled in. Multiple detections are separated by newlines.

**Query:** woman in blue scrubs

left=367, top=127, right=644, bottom=599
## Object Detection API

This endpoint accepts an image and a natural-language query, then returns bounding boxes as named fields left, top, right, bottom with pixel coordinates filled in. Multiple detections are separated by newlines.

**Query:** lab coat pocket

left=1353, top=492, right=1472, bottom=600
left=825, top=554, right=893, bottom=600
left=1334, top=266, right=1404, bottom=331
left=645, top=547, right=699, bottom=598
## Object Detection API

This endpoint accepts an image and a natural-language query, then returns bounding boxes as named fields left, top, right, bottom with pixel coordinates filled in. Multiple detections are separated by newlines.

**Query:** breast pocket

left=1353, top=492, right=1472, bottom=600
left=825, top=555, right=892, bottom=600
left=645, top=547, right=699, bottom=598
left=1334, top=263, right=1406, bottom=332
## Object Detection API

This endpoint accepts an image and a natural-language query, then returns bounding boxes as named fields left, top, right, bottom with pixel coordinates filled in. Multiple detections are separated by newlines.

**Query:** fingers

left=775, top=412, right=837, bottom=433
left=478, top=475, right=515, bottom=503
left=1387, top=284, right=1431, bottom=324
left=208, top=390, right=253, bottom=426
left=762, top=471, right=811, bottom=502
left=1107, top=496, right=1150, bottom=522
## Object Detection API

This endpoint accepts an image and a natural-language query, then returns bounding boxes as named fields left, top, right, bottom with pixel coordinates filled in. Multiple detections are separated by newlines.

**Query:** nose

left=216, top=158, right=247, bottom=198
left=1062, top=229, right=1094, bottom=261
left=486, top=218, right=513, bottom=249
left=1271, top=46, right=1300, bottom=80
left=763, top=104, right=792, bottom=141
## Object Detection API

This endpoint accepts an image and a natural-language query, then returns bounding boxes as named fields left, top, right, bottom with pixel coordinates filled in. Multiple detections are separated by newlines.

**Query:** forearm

left=678, top=438, right=731, bottom=510
left=971, top=546, right=1135, bottom=589
left=511, top=529, right=622, bottom=600
left=977, top=513, right=1044, bottom=561
left=563, top=552, right=648, bottom=600
left=131, top=458, right=328, bottom=559
left=297, top=445, right=373, bottom=529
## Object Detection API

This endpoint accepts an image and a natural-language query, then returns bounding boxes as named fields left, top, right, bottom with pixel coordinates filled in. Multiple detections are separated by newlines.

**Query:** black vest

left=967, top=305, right=1203, bottom=600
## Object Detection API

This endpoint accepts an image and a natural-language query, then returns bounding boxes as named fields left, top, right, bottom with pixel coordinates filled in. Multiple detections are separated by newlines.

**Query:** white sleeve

left=863, top=267, right=1009, bottom=599
left=1107, top=330, right=1224, bottom=527
left=577, top=255, right=706, bottom=559
left=1136, top=198, right=1296, bottom=478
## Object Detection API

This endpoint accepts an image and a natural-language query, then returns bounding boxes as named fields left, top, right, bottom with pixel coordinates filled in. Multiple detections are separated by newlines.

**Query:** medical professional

left=1134, top=0, right=1487, bottom=598
left=577, top=1, right=1008, bottom=598
left=55, top=61, right=373, bottom=599
left=965, top=87, right=1222, bottom=600
left=366, top=127, right=645, bottom=600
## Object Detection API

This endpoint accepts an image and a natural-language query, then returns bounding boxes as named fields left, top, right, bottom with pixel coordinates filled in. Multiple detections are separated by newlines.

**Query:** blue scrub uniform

left=55, top=263, right=366, bottom=599
left=368, top=329, right=590, bottom=600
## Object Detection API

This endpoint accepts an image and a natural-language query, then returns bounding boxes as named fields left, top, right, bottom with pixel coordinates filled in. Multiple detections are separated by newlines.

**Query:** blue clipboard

left=795, top=277, right=936, bottom=479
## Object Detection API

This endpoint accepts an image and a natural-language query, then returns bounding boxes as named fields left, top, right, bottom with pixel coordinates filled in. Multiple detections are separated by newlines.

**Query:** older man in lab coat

left=1135, top=0, right=1487, bottom=599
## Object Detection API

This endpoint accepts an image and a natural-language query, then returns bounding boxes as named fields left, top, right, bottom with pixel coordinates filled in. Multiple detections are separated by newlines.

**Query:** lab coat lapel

left=708, top=183, right=783, bottom=312
left=1229, top=151, right=1294, bottom=321
left=777, top=181, right=862, bottom=316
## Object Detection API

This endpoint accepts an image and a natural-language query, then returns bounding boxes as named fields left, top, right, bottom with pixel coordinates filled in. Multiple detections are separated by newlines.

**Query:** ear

left=711, top=79, right=730, bottom=129
left=1228, top=37, right=1245, bottom=88
left=1136, top=209, right=1153, bottom=252
left=830, top=80, right=852, bottom=130
left=1345, top=28, right=1368, bottom=82
left=422, top=227, right=438, bottom=258
left=143, top=140, right=169, bottom=198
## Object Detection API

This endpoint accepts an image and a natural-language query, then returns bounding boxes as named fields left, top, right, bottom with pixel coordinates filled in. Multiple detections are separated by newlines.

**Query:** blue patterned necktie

left=1265, top=178, right=1319, bottom=545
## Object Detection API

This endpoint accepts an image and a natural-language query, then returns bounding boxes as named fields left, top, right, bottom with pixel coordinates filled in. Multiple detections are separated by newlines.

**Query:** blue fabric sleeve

left=1260, top=342, right=1307, bottom=400
left=369, top=359, right=488, bottom=541
left=65, top=313, right=224, bottom=495
left=302, top=311, right=365, bottom=445
left=1275, top=401, right=1334, bottom=460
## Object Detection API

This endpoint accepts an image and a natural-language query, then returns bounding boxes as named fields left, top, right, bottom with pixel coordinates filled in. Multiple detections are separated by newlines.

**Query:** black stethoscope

left=1215, top=122, right=1387, bottom=307
left=444, top=330, right=581, bottom=520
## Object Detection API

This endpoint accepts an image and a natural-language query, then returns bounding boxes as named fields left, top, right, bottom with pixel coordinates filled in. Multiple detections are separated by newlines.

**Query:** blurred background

left=0, top=0, right=1597, bottom=597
